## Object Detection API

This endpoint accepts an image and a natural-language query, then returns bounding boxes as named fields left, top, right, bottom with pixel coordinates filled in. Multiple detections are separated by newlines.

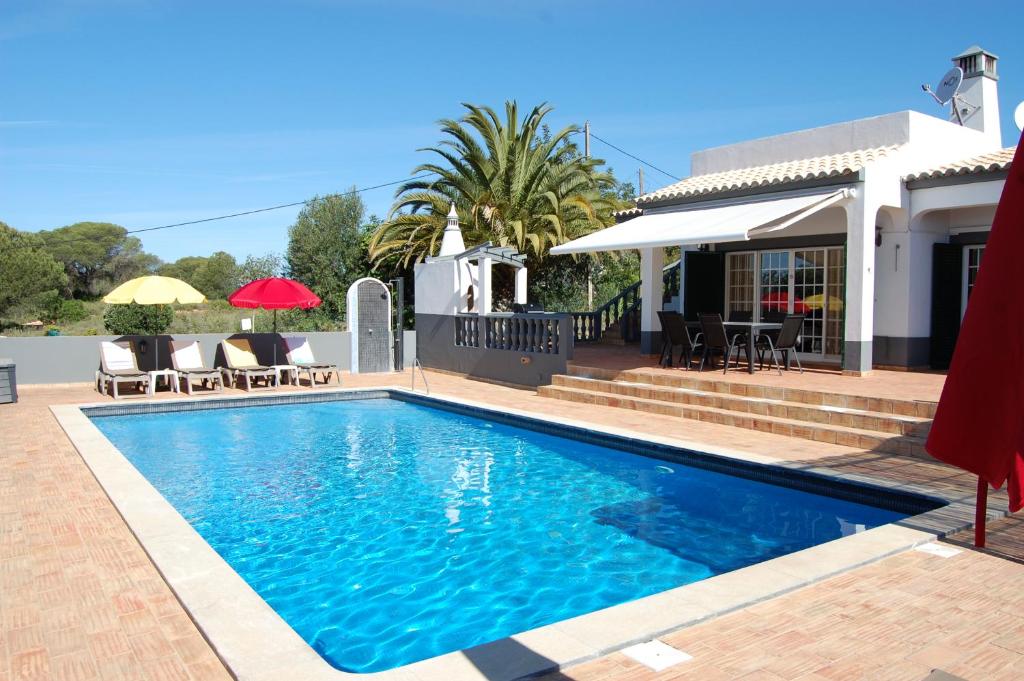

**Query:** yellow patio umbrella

left=103, top=276, right=206, bottom=372
left=803, top=293, right=844, bottom=313
left=103, top=275, right=206, bottom=305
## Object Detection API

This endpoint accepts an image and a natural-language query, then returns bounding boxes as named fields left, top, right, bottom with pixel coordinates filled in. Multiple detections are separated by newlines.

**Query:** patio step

left=566, top=364, right=937, bottom=419
left=537, top=382, right=930, bottom=459
left=550, top=374, right=932, bottom=437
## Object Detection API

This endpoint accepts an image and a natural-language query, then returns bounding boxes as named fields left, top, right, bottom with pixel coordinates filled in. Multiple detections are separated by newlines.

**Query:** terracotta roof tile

left=636, top=146, right=900, bottom=205
left=904, top=146, right=1015, bottom=181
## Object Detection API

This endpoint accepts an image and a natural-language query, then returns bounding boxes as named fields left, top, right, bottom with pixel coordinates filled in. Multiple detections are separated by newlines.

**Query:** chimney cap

left=953, top=44, right=999, bottom=61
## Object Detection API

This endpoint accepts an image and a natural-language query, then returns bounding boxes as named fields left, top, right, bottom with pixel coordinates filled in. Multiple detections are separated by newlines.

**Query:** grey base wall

left=640, top=331, right=662, bottom=356
left=842, top=340, right=871, bottom=372
left=872, top=336, right=930, bottom=368
left=416, top=314, right=569, bottom=387
left=0, top=331, right=417, bottom=384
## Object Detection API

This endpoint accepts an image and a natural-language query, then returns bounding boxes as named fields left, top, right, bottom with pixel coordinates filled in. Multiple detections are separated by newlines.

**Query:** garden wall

left=0, top=331, right=416, bottom=384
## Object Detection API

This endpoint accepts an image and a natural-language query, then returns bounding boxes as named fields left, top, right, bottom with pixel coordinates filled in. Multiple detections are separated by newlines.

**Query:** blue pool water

left=92, top=398, right=909, bottom=672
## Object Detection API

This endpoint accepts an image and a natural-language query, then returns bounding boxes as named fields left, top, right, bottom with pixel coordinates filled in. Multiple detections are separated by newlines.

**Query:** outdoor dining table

left=686, top=320, right=783, bottom=374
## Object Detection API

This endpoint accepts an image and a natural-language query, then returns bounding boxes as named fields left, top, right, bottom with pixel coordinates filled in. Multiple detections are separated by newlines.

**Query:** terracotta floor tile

left=4, top=371, right=1024, bottom=681
left=49, top=650, right=97, bottom=681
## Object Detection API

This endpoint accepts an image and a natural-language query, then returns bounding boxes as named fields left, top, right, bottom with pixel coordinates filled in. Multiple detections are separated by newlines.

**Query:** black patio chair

left=657, top=311, right=703, bottom=369
left=756, top=313, right=805, bottom=375
left=698, top=313, right=747, bottom=373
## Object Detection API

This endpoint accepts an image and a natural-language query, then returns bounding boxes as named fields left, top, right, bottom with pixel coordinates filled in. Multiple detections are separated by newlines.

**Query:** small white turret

left=438, top=203, right=466, bottom=257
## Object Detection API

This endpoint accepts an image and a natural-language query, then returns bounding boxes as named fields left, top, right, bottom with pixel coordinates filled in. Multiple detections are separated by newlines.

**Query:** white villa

left=552, top=45, right=1015, bottom=374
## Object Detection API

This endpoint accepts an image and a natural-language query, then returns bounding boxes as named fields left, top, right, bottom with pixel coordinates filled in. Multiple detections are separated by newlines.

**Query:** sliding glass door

left=793, top=249, right=825, bottom=355
left=725, top=247, right=845, bottom=361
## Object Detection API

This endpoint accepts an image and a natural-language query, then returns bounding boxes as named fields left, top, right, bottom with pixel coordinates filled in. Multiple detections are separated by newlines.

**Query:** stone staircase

left=537, top=365, right=936, bottom=458
left=597, top=322, right=627, bottom=346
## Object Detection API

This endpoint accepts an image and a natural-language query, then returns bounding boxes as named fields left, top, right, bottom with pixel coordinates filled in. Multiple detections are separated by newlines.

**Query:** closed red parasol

left=228, top=278, right=322, bottom=334
left=926, top=137, right=1024, bottom=547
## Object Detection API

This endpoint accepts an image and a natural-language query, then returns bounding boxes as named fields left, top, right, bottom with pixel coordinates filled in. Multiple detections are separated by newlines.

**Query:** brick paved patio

left=2, top=372, right=1021, bottom=681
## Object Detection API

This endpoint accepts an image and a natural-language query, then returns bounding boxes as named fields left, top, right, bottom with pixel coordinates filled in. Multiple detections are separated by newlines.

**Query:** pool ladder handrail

left=411, top=358, right=430, bottom=394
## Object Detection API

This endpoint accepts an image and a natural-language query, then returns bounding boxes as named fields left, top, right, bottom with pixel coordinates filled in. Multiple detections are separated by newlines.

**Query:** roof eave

left=634, top=171, right=863, bottom=212
left=905, top=168, right=1010, bottom=190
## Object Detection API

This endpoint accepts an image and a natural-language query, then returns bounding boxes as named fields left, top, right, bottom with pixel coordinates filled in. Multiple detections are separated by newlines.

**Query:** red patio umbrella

left=926, top=136, right=1024, bottom=547
left=759, top=291, right=809, bottom=314
left=228, top=277, right=322, bottom=333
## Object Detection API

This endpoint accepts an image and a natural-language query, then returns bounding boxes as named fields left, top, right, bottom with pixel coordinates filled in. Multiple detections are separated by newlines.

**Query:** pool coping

left=51, top=387, right=996, bottom=681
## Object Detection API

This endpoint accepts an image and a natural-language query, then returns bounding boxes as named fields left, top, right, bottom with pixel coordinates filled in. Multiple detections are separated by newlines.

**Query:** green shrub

left=58, top=299, right=87, bottom=322
left=103, top=304, right=174, bottom=335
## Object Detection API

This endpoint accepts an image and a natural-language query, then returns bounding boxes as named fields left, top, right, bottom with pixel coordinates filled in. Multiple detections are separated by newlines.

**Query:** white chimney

left=951, top=45, right=1001, bottom=146
left=438, top=203, right=466, bottom=257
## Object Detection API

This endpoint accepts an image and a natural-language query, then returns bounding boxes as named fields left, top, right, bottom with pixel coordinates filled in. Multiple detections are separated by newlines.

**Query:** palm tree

left=370, top=102, right=624, bottom=268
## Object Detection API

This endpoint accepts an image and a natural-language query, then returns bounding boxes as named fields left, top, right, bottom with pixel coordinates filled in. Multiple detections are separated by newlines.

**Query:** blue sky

left=2, top=0, right=1022, bottom=262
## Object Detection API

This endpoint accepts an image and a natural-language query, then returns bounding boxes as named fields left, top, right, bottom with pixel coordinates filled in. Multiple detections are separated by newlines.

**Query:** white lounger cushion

left=172, top=341, right=204, bottom=370
left=284, top=337, right=316, bottom=366
left=101, top=341, right=137, bottom=371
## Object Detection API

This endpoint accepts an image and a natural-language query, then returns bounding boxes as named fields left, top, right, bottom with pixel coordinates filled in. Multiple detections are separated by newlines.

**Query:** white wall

left=885, top=201, right=999, bottom=341
left=910, top=181, right=1005, bottom=219
left=414, top=260, right=461, bottom=315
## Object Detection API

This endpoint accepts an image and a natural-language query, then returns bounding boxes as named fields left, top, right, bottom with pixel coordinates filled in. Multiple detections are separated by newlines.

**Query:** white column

left=639, top=247, right=664, bottom=354
left=514, top=267, right=528, bottom=305
left=844, top=189, right=876, bottom=373
left=477, top=257, right=493, bottom=315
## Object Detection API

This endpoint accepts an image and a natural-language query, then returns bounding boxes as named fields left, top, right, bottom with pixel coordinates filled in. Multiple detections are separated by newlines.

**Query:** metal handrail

left=411, top=358, right=430, bottom=394
left=571, top=258, right=681, bottom=342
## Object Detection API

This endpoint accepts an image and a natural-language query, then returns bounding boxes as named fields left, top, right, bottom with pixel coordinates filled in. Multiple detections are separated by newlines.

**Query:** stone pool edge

left=51, top=387, right=987, bottom=681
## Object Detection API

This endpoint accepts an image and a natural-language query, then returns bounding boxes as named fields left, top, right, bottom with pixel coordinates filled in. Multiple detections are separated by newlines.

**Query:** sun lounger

left=282, top=337, right=340, bottom=386
left=98, top=340, right=151, bottom=399
left=219, top=338, right=279, bottom=391
left=169, top=340, right=224, bottom=395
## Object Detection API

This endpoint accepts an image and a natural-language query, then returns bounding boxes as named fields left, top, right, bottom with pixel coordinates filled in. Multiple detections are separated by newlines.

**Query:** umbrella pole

left=273, top=309, right=278, bottom=365
left=975, top=476, right=987, bottom=548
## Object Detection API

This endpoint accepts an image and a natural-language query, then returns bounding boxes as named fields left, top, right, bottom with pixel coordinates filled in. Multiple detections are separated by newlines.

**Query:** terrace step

left=567, top=364, right=937, bottom=419
left=537, top=383, right=930, bottom=459
left=550, top=374, right=932, bottom=437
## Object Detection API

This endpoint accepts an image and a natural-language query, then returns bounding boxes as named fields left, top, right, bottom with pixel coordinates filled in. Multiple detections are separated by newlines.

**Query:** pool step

left=567, top=364, right=937, bottom=419
left=550, top=375, right=931, bottom=437
left=538, top=379, right=930, bottom=459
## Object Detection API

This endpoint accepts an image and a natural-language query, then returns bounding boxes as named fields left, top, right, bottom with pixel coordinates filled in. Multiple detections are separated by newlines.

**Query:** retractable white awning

left=550, top=187, right=853, bottom=255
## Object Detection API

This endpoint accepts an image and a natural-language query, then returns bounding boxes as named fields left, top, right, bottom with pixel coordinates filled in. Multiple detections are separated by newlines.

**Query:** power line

left=10, top=172, right=437, bottom=252
left=588, top=132, right=681, bottom=182
left=9, top=129, right=678, bottom=254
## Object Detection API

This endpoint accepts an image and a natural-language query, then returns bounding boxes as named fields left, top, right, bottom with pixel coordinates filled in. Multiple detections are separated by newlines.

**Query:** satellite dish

left=1015, top=101, right=1024, bottom=132
left=934, top=67, right=963, bottom=106
left=921, top=66, right=969, bottom=125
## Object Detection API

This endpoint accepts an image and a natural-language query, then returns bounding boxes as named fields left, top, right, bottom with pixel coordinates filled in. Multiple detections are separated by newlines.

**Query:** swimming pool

left=90, top=394, right=924, bottom=673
